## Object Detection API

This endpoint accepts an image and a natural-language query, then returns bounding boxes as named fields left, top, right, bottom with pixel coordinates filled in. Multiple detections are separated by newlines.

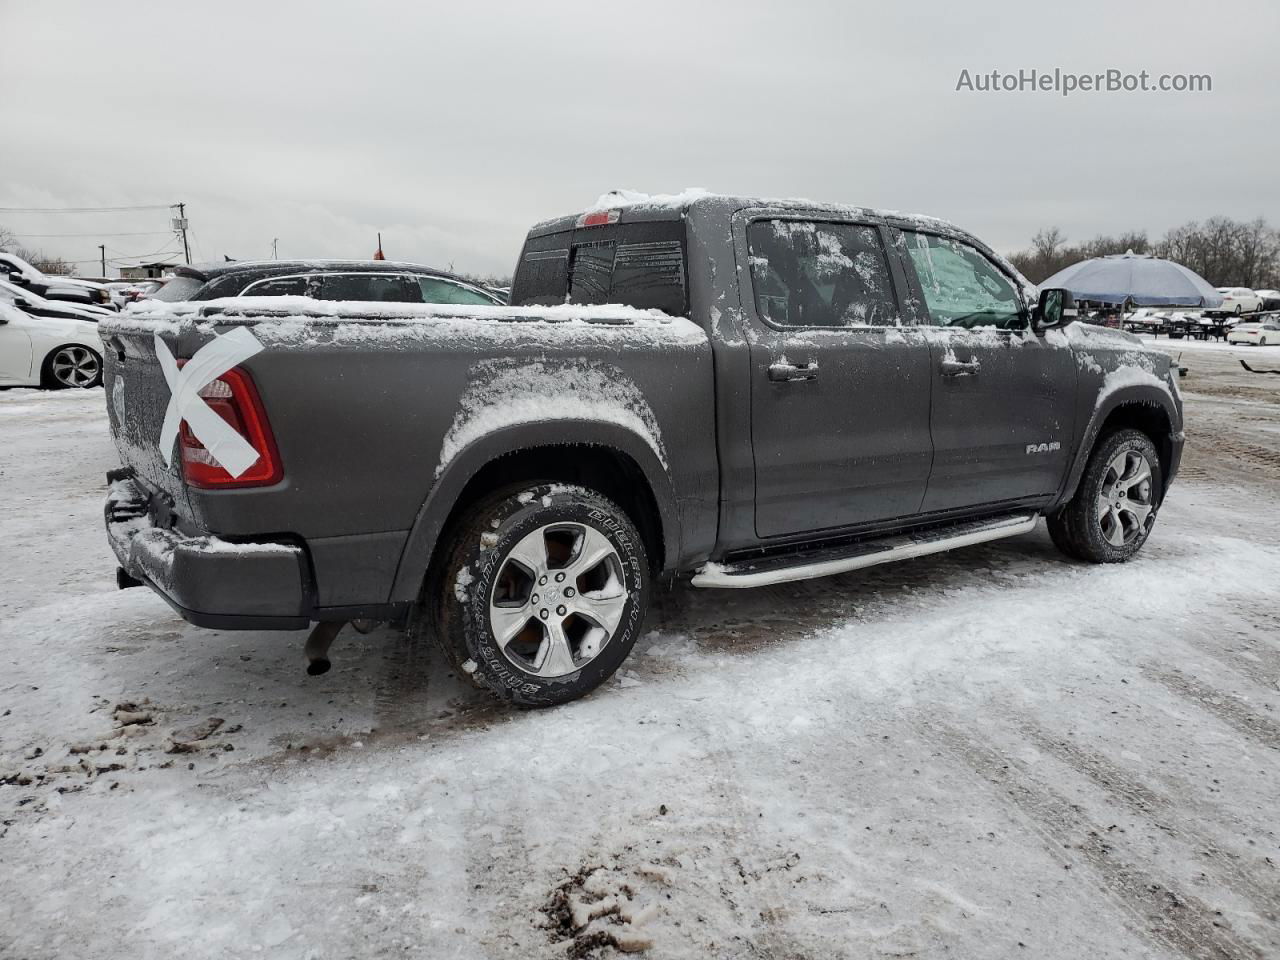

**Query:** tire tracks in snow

left=1012, top=716, right=1280, bottom=932
left=919, top=715, right=1265, bottom=960
left=1143, top=667, right=1280, bottom=752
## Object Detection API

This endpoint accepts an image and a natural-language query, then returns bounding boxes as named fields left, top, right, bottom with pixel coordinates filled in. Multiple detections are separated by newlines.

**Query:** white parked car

left=1255, top=289, right=1280, bottom=311
left=1226, top=320, right=1280, bottom=346
left=1215, top=287, right=1263, bottom=315
left=0, top=299, right=104, bottom=389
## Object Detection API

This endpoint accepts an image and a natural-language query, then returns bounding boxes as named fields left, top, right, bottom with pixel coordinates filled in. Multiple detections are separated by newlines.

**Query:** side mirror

left=1034, top=287, right=1078, bottom=332
left=7, top=271, right=27, bottom=286
left=14, top=297, right=31, bottom=310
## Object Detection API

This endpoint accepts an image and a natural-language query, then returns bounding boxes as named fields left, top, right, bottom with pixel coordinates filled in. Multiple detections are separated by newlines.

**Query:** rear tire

left=1047, top=428, right=1163, bottom=564
left=42, top=345, right=102, bottom=389
left=428, top=483, right=650, bottom=707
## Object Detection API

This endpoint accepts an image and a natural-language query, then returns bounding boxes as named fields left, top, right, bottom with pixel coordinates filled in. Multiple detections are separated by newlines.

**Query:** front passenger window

left=747, top=220, right=899, bottom=327
left=901, top=231, right=1025, bottom=329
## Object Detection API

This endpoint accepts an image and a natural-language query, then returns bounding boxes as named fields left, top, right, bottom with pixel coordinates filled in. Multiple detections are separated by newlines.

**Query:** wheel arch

left=1057, top=386, right=1178, bottom=506
left=389, top=420, right=679, bottom=603
left=38, top=340, right=103, bottom=388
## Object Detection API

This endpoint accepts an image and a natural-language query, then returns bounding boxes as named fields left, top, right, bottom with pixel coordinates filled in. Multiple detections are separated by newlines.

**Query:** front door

left=897, top=230, right=1076, bottom=512
left=739, top=214, right=935, bottom=539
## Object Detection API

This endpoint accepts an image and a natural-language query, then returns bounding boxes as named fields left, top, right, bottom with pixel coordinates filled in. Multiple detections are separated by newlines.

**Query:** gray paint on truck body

left=99, top=195, right=1183, bottom=628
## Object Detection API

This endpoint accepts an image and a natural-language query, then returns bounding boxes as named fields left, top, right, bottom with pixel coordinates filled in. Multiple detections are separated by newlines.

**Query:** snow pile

left=586, top=187, right=715, bottom=212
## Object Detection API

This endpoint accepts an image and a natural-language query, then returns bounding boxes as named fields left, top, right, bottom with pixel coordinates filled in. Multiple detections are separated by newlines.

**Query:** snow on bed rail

left=100, top=296, right=709, bottom=348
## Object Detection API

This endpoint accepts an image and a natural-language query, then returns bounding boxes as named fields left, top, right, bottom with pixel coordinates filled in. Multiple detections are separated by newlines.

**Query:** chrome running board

left=691, top=514, right=1039, bottom=589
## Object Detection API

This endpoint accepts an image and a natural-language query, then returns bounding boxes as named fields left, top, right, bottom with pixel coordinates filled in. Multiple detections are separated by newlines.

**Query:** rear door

left=897, top=230, right=1075, bottom=512
left=736, top=212, right=935, bottom=538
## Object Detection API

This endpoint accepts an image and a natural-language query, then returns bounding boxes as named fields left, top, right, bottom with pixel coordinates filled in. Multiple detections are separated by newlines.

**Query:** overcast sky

left=2, top=0, right=1276, bottom=278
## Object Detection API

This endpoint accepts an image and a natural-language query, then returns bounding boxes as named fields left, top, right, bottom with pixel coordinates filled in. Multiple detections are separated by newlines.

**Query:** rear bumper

left=105, top=471, right=311, bottom=630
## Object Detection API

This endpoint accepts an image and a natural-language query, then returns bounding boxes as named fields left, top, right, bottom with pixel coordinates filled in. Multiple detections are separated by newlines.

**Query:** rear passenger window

left=747, top=220, right=899, bottom=328
left=318, top=274, right=418, bottom=303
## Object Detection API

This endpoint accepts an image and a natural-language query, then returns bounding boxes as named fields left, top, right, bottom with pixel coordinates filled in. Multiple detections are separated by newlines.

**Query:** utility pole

left=99, top=244, right=106, bottom=278
left=174, top=202, right=191, bottom=265
left=272, top=238, right=278, bottom=260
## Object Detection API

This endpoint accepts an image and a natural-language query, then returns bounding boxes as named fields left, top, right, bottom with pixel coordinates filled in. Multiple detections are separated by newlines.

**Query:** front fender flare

left=388, top=420, right=681, bottom=603
left=1057, top=382, right=1179, bottom=506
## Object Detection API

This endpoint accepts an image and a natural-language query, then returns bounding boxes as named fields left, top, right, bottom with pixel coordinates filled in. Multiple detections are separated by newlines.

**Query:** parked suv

left=100, top=194, right=1183, bottom=707
left=147, top=260, right=505, bottom=306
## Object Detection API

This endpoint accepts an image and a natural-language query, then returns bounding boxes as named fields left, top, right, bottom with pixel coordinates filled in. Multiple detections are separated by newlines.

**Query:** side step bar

left=691, top=513, right=1039, bottom=589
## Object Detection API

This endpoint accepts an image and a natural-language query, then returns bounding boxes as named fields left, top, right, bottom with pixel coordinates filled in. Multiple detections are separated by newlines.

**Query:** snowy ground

left=2, top=344, right=1279, bottom=959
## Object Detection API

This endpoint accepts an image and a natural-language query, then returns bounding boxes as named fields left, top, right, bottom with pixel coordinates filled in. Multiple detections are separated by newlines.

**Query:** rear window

left=510, top=220, right=688, bottom=316
left=149, top=275, right=205, bottom=302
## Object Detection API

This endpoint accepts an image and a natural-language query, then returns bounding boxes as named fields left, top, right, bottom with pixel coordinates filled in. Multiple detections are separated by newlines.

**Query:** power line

left=9, top=231, right=173, bottom=239
left=104, top=238, right=182, bottom=263
left=0, top=204, right=171, bottom=213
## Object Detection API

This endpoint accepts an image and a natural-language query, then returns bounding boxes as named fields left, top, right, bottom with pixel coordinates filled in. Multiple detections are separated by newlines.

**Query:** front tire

left=431, top=483, right=650, bottom=707
left=1047, top=428, right=1162, bottom=563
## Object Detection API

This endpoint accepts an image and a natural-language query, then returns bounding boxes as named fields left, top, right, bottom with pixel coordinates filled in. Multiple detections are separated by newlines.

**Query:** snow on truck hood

left=101, top=296, right=710, bottom=347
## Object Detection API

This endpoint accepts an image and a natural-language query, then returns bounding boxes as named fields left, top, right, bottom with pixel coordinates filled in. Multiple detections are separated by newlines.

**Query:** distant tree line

left=1008, top=216, right=1280, bottom=289
left=0, top=224, right=74, bottom=275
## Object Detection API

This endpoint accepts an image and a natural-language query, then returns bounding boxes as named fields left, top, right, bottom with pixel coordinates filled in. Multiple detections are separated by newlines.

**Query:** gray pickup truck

left=100, top=194, right=1183, bottom=706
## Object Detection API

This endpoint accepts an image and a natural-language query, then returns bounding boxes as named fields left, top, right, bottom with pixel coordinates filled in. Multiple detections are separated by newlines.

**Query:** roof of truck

left=173, top=259, right=466, bottom=282
left=528, top=189, right=967, bottom=238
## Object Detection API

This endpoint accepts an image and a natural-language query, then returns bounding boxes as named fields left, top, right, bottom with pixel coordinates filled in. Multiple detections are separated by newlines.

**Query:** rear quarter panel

left=106, top=308, right=717, bottom=606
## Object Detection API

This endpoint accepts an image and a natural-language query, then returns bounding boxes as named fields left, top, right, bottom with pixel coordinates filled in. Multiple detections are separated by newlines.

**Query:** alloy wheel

left=51, top=346, right=100, bottom=388
left=488, top=522, right=628, bottom=678
left=1096, top=449, right=1155, bottom=547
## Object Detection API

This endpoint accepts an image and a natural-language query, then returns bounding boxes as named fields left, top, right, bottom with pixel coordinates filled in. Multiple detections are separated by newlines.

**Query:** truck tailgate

left=100, top=325, right=192, bottom=517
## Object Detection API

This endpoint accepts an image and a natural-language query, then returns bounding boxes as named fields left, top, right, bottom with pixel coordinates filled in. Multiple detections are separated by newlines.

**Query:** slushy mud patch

left=541, top=862, right=658, bottom=956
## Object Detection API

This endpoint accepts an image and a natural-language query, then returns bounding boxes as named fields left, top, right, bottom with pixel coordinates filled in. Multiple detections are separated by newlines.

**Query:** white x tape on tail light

left=154, top=328, right=265, bottom=478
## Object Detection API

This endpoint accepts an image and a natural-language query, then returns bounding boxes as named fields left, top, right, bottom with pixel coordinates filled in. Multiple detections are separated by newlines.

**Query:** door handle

left=940, top=358, right=981, bottom=377
left=768, top=360, right=820, bottom=382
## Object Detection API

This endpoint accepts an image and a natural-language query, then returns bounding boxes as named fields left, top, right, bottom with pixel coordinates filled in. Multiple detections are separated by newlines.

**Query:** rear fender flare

left=389, top=420, right=680, bottom=603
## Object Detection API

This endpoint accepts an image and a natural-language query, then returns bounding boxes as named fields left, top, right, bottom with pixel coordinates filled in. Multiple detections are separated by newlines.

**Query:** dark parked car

left=147, top=260, right=505, bottom=306
left=100, top=194, right=1183, bottom=708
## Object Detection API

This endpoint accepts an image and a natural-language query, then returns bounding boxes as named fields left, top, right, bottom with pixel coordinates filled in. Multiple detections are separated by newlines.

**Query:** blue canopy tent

left=1041, top=251, right=1223, bottom=308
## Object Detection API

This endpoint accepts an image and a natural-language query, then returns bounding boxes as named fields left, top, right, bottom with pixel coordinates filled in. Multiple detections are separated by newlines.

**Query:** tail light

left=176, top=363, right=283, bottom=488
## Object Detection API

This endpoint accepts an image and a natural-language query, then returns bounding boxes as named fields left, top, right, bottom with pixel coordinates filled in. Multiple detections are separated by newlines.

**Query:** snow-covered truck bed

left=98, top=193, right=1184, bottom=706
